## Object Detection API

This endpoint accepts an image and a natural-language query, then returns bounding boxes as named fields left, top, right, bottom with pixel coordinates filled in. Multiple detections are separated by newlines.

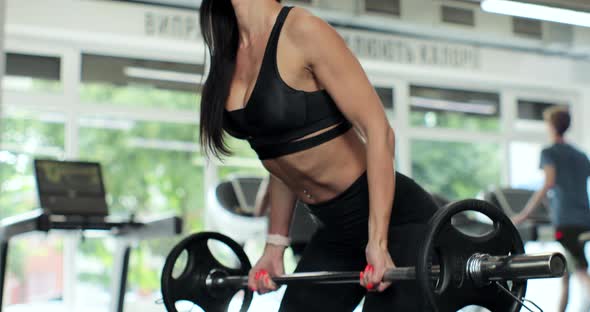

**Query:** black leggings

left=279, top=172, right=438, bottom=312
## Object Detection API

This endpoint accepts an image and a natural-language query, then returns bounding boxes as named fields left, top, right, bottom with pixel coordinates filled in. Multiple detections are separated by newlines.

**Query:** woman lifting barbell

left=199, top=0, right=438, bottom=310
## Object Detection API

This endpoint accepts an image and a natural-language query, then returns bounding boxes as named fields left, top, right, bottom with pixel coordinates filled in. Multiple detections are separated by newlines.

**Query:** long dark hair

left=199, top=0, right=239, bottom=158
left=199, top=0, right=281, bottom=159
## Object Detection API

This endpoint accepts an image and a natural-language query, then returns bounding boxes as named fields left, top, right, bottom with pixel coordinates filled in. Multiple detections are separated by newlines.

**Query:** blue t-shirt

left=540, top=143, right=590, bottom=227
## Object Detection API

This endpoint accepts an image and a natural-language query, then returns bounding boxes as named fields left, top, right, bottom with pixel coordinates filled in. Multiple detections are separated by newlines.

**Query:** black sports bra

left=223, top=6, right=352, bottom=160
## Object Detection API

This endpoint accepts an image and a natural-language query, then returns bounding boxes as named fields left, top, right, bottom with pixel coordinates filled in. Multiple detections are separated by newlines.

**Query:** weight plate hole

left=208, top=239, right=241, bottom=269
left=228, top=290, right=248, bottom=311
left=459, top=306, right=491, bottom=312
left=172, top=249, right=189, bottom=280
left=452, top=211, right=495, bottom=238
left=175, top=300, right=204, bottom=312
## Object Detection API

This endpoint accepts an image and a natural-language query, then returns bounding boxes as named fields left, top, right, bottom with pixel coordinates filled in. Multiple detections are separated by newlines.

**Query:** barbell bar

left=207, top=252, right=564, bottom=289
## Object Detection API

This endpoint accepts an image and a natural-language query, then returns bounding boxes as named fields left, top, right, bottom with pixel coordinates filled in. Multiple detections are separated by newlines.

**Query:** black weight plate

left=161, top=232, right=253, bottom=312
left=417, top=199, right=526, bottom=312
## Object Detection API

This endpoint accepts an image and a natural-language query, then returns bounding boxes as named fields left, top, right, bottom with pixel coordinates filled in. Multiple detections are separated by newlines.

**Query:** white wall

left=341, top=28, right=581, bottom=90
left=6, top=0, right=203, bottom=63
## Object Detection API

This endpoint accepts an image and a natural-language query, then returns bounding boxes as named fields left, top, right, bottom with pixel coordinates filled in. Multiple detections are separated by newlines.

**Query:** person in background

left=512, top=106, right=590, bottom=312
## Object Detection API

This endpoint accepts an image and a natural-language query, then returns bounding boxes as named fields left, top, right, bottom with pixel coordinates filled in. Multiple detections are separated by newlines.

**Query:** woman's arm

left=248, top=174, right=297, bottom=293
left=267, top=174, right=298, bottom=237
left=288, top=10, right=396, bottom=291
left=512, top=165, right=555, bottom=224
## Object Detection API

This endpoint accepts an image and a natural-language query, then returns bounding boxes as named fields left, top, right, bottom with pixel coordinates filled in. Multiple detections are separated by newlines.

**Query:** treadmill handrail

left=493, top=187, right=514, bottom=215
left=0, top=209, right=44, bottom=227
left=0, top=211, right=183, bottom=242
left=0, top=210, right=48, bottom=242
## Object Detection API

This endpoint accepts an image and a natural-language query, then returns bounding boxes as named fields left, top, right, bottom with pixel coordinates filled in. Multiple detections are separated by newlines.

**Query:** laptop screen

left=34, top=159, right=108, bottom=216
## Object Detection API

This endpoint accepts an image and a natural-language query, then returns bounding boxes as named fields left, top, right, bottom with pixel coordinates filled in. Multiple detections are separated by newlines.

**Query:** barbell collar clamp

left=467, top=252, right=565, bottom=287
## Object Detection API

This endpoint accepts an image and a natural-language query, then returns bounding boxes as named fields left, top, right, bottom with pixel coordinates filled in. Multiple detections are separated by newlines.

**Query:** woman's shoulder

left=283, top=7, right=346, bottom=53
left=283, top=7, right=338, bottom=41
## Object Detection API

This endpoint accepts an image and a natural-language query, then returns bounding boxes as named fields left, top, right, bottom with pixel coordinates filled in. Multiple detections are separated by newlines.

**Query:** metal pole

left=110, top=241, right=131, bottom=312
left=0, top=242, right=8, bottom=312
left=62, top=235, right=78, bottom=311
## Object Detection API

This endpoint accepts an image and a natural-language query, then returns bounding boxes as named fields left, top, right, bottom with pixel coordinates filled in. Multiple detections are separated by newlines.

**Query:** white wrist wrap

left=266, top=234, right=291, bottom=247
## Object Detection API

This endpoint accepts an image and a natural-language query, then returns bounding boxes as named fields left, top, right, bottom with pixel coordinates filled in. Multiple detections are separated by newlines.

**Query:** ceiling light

left=481, top=0, right=590, bottom=28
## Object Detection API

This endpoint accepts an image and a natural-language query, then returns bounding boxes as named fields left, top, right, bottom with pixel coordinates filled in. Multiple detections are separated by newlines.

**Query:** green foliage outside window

left=217, top=133, right=267, bottom=186
left=4, top=76, right=62, bottom=93
left=76, top=121, right=203, bottom=293
left=0, top=115, right=65, bottom=302
left=0, top=116, right=65, bottom=218
left=79, top=120, right=203, bottom=216
left=80, top=83, right=200, bottom=111
left=74, top=72, right=212, bottom=296
left=223, top=136, right=259, bottom=159
left=411, top=140, right=502, bottom=200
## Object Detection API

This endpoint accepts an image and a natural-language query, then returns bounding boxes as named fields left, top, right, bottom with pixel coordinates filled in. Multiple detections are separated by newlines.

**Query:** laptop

left=34, top=159, right=109, bottom=218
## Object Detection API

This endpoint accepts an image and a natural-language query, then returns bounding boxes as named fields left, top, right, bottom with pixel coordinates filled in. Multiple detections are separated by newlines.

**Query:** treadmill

left=0, top=159, right=182, bottom=312
left=484, top=187, right=553, bottom=242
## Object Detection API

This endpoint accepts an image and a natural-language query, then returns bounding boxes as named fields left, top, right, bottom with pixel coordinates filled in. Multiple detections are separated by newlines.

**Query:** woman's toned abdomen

left=262, top=129, right=367, bottom=204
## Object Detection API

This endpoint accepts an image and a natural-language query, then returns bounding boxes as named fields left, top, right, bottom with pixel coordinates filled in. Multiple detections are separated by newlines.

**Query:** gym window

left=4, top=53, right=62, bottom=93
left=80, top=53, right=204, bottom=111
left=373, top=86, right=395, bottom=120
left=375, top=87, right=394, bottom=110
left=77, top=117, right=202, bottom=215
left=411, top=139, right=502, bottom=200
left=517, top=99, right=568, bottom=121
left=515, top=99, right=568, bottom=131
left=509, top=141, right=544, bottom=190
left=365, top=0, right=401, bottom=16
left=409, top=85, right=501, bottom=132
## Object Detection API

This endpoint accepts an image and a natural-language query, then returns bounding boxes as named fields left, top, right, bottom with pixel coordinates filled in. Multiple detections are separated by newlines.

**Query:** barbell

left=161, top=199, right=565, bottom=312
